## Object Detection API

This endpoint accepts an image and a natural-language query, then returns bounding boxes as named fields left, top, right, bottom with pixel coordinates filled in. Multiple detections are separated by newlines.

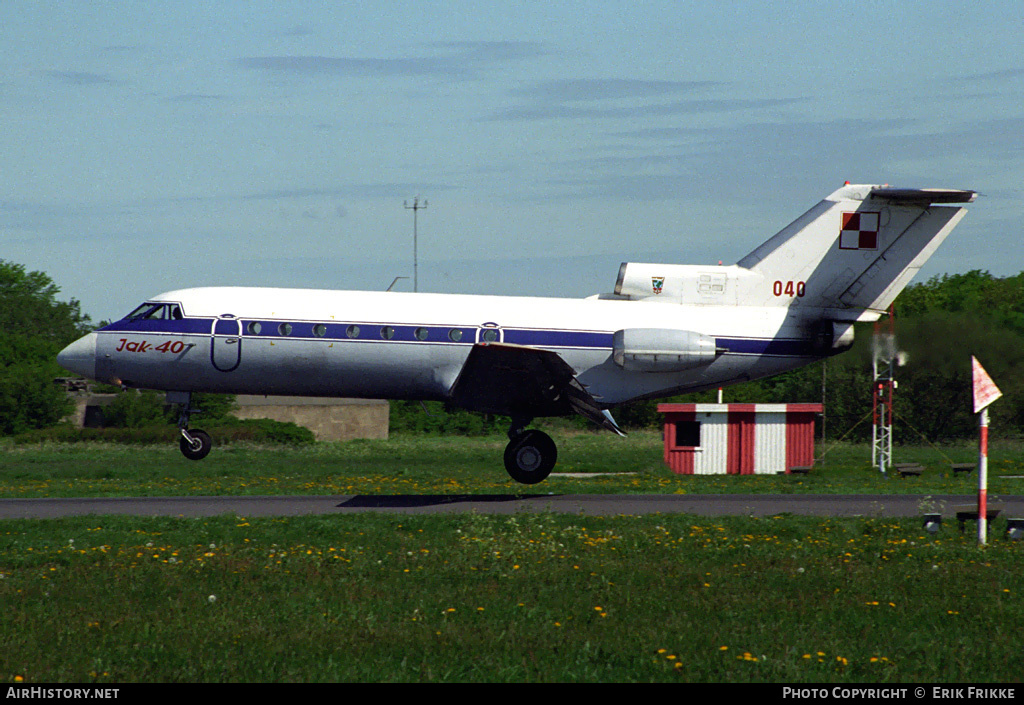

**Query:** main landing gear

left=174, top=392, right=212, bottom=461
left=504, top=417, right=557, bottom=485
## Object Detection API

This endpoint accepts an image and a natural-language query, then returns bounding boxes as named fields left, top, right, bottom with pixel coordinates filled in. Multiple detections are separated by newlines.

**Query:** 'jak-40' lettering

left=116, top=339, right=187, bottom=354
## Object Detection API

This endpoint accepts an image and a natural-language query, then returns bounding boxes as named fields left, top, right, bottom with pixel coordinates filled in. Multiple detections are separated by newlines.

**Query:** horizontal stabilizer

left=870, top=188, right=977, bottom=204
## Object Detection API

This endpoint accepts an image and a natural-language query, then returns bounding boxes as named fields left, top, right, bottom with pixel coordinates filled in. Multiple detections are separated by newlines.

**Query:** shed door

left=727, top=411, right=756, bottom=475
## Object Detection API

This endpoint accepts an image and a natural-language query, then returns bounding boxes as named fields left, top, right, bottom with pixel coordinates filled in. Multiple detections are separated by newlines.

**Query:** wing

left=448, top=343, right=624, bottom=435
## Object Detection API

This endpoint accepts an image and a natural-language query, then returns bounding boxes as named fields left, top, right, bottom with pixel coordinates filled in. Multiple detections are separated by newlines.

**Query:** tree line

left=2, top=258, right=1021, bottom=442
left=0, top=261, right=92, bottom=435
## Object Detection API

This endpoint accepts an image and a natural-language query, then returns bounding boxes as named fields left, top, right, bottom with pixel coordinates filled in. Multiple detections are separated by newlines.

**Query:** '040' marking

left=116, top=339, right=188, bottom=354
left=773, top=280, right=806, bottom=297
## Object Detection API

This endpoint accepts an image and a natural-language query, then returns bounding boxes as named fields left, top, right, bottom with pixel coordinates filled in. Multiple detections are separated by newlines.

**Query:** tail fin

left=737, top=184, right=976, bottom=319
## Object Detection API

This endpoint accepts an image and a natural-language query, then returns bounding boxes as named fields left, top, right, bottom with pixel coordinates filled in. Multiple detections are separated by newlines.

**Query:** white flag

left=972, top=356, right=1003, bottom=414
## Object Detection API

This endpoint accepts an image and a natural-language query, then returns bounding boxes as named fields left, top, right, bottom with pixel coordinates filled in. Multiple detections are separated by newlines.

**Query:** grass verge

left=2, top=512, right=1021, bottom=683
left=1, top=431, right=1022, bottom=497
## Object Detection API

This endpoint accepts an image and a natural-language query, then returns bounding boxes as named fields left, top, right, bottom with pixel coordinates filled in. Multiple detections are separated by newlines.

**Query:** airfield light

left=923, top=513, right=942, bottom=535
left=1007, top=518, right=1024, bottom=541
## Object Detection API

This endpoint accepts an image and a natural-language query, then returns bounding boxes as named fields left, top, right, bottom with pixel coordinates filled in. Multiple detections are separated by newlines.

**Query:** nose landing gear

left=180, top=428, right=212, bottom=461
left=172, top=392, right=212, bottom=461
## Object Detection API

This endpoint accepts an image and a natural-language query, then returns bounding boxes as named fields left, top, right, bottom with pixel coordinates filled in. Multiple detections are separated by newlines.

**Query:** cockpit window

left=127, top=303, right=158, bottom=320
left=126, top=303, right=184, bottom=321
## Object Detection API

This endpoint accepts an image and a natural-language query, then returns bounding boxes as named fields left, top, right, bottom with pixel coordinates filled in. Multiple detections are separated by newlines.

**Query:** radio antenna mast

left=404, top=196, right=428, bottom=292
left=872, top=305, right=897, bottom=475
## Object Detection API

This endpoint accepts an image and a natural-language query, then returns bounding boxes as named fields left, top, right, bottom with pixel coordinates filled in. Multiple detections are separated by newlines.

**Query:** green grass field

left=2, top=432, right=1022, bottom=682
left=2, top=429, right=1022, bottom=497
left=2, top=512, right=1021, bottom=682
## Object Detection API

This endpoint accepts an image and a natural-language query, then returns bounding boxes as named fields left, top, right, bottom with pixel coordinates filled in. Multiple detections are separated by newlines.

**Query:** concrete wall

left=231, top=396, right=389, bottom=441
left=67, top=393, right=390, bottom=442
left=70, top=394, right=116, bottom=429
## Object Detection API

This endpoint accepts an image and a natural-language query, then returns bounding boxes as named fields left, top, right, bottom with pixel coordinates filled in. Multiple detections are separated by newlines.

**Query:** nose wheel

left=504, top=428, right=557, bottom=484
left=174, top=392, right=212, bottom=461
left=180, top=429, right=212, bottom=460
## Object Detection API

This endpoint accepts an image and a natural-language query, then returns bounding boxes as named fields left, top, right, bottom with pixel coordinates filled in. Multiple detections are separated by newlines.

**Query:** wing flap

left=449, top=343, right=624, bottom=434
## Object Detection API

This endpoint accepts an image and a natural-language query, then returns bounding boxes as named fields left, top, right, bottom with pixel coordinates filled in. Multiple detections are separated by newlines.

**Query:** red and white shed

left=656, top=403, right=822, bottom=475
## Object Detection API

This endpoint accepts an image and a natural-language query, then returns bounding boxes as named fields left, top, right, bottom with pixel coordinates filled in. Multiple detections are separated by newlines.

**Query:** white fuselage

left=77, top=286, right=827, bottom=409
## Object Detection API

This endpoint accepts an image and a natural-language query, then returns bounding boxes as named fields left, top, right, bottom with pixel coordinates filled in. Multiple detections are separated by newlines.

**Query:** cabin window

left=278, top=323, right=292, bottom=336
left=674, top=421, right=701, bottom=448
left=247, top=322, right=262, bottom=335
left=481, top=328, right=499, bottom=343
left=448, top=328, right=463, bottom=342
left=415, top=327, right=429, bottom=341
left=313, top=324, right=327, bottom=338
left=380, top=326, right=395, bottom=340
left=346, top=325, right=360, bottom=339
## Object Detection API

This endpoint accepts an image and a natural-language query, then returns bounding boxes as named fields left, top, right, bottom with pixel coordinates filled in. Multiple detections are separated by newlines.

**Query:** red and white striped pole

left=979, top=406, right=989, bottom=546
left=972, top=356, right=1002, bottom=547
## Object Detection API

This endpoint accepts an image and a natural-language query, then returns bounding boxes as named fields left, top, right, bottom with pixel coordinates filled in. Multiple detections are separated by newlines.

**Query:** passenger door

left=211, top=316, right=241, bottom=372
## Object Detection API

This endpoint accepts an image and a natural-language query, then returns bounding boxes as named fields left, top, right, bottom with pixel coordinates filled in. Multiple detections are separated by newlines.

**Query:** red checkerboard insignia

left=839, top=211, right=879, bottom=250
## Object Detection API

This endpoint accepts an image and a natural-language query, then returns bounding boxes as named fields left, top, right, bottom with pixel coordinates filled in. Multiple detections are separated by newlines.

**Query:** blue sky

left=2, top=1, right=1022, bottom=321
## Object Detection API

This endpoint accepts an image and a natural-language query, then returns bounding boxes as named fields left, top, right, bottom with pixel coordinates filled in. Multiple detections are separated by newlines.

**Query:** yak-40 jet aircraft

left=58, top=183, right=975, bottom=484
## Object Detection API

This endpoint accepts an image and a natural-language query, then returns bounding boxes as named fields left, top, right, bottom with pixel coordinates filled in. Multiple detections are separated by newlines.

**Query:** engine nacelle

left=614, top=262, right=746, bottom=303
left=814, top=321, right=856, bottom=352
left=612, top=328, right=719, bottom=372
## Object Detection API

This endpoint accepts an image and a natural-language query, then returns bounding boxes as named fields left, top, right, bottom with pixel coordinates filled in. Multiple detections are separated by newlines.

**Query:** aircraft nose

left=57, top=332, right=98, bottom=380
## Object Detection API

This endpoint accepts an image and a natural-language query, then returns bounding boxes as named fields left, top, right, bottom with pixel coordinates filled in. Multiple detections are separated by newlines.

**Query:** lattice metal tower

left=871, top=309, right=896, bottom=474
left=404, top=196, right=428, bottom=292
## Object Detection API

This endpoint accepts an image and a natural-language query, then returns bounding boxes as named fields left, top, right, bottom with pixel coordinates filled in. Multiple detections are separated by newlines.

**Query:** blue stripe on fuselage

left=503, top=329, right=613, bottom=348
left=99, top=318, right=210, bottom=335
left=716, top=337, right=817, bottom=357
left=100, top=319, right=816, bottom=357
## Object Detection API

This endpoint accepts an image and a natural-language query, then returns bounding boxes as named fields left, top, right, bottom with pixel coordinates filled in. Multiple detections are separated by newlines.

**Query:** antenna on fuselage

left=403, top=195, right=428, bottom=292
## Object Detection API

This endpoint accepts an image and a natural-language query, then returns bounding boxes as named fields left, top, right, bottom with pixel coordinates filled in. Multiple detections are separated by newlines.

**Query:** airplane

left=57, top=183, right=976, bottom=484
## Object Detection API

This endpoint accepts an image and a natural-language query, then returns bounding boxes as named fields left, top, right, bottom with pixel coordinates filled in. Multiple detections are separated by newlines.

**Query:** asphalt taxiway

left=1, top=493, right=1022, bottom=520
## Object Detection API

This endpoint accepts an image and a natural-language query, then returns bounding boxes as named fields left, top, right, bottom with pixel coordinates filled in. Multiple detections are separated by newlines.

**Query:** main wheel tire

left=179, top=429, right=212, bottom=461
left=504, top=430, right=557, bottom=484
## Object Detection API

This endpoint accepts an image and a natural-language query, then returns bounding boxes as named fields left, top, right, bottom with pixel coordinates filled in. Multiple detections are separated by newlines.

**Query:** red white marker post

left=972, top=357, right=1003, bottom=546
